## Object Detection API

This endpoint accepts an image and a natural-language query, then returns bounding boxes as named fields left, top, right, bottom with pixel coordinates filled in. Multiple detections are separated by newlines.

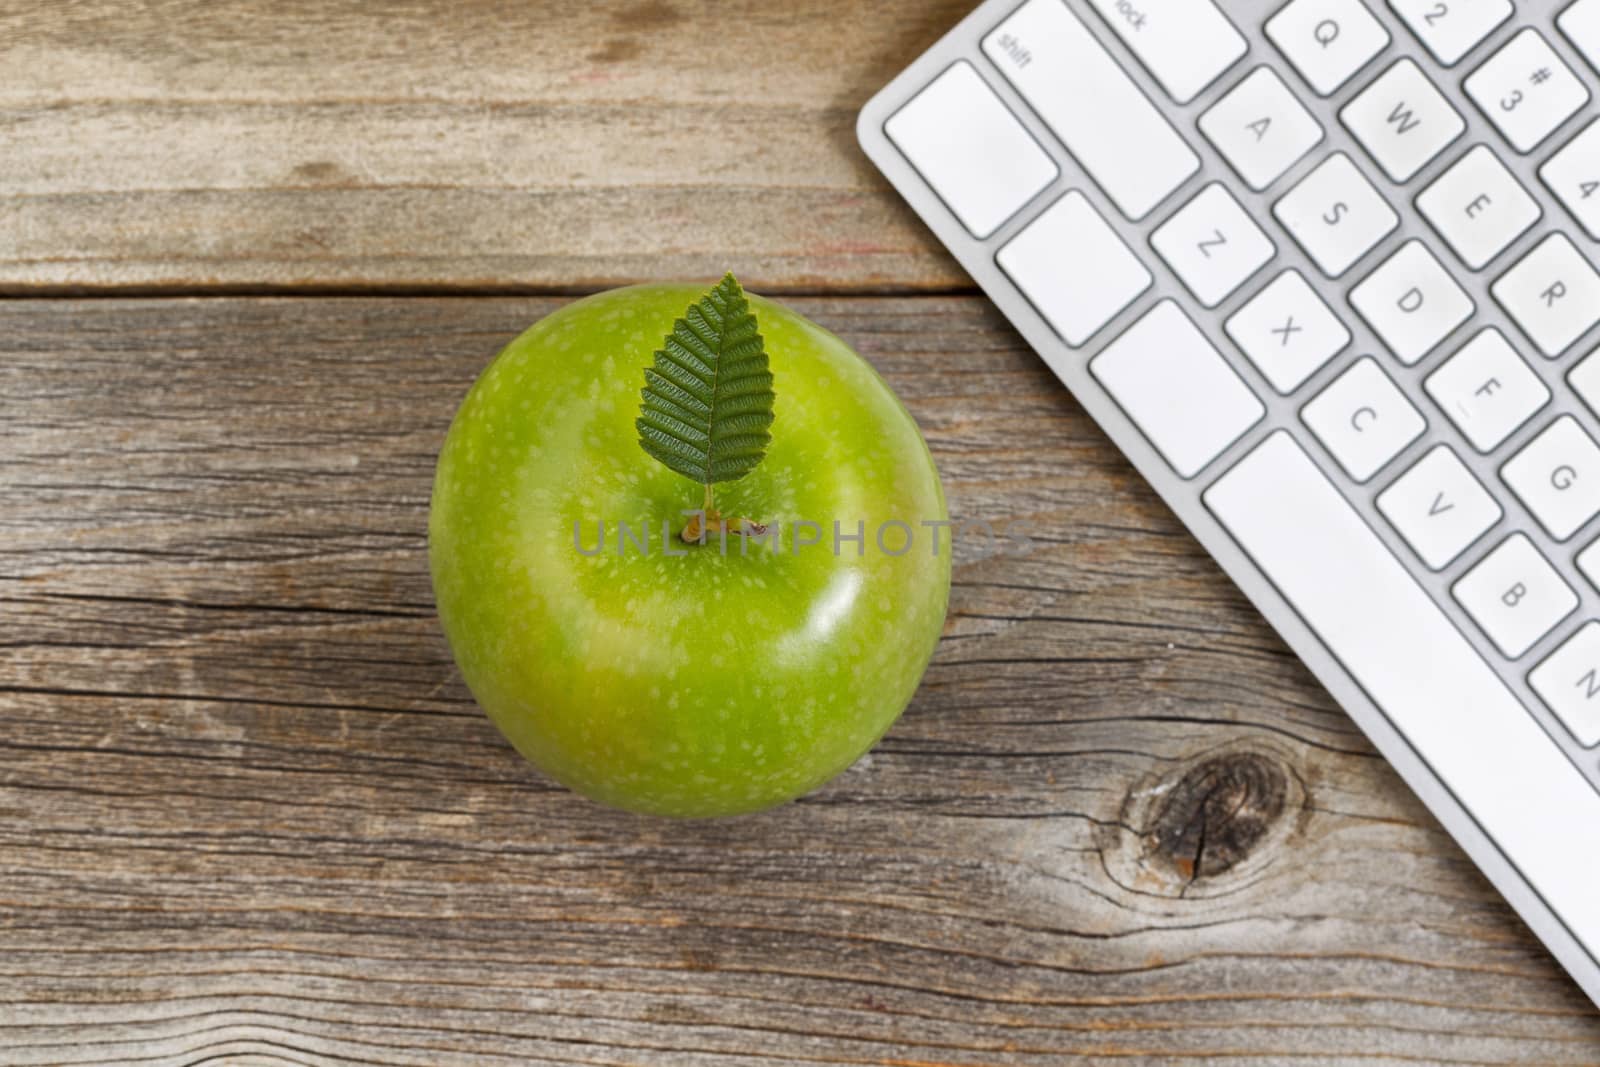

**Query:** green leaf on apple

left=635, top=273, right=776, bottom=524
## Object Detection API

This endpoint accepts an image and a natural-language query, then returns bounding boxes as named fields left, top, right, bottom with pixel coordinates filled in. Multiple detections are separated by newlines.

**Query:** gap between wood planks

left=0, top=282, right=984, bottom=301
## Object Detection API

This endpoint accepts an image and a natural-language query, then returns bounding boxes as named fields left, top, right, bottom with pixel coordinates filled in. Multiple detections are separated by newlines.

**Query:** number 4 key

left=1542, top=118, right=1600, bottom=241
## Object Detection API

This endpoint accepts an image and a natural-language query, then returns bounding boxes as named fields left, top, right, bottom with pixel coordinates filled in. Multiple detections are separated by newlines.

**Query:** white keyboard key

left=1340, top=59, right=1465, bottom=183
left=1084, top=0, right=1246, bottom=105
left=1562, top=0, right=1600, bottom=75
left=1501, top=415, right=1600, bottom=541
left=1267, top=0, right=1391, bottom=97
left=997, top=191, right=1151, bottom=347
left=1453, top=533, right=1578, bottom=658
left=1151, top=184, right=1276, bottom=308
left=1539, top=118, right=1600, bottom=241
left=1205, top=433, right=1600, bottom=963
left=1274, top=152, right=1400, bottom=278
left=884, top=62, right=1058, bottom=240
left=1090, top=300, right=1264, bottom=478
left=1529, top=622, right=1600, bottom=748
left=1465, top=30, right=1591, bottom=155
left=1200, top=68, right=1325, bottom=191
left=1567, top=345, right=1600, bottom=420
left=983, top=0, right=1199, bottom=222
left=1417, top=145, right=1542, bottom=271
left=1377, top=445, right=1502, bottom=569
left=1224, top=269, right=1351, bottom=394
left=1390, top=0, right=1511, bottom=66
left=1302, top=355, right=1426, bottom=481
left=1491, top=234, right=1600, bottom=358
left=1424, top=328, right=1549, bottom=452
left=1580, top=537, right=1600, bottom=593
left=1349, top=240, right=1475, bottom=365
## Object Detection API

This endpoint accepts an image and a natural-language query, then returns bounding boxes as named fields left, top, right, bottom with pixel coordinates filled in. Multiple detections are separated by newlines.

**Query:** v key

left=1376, top=446, right=1502, bottom=571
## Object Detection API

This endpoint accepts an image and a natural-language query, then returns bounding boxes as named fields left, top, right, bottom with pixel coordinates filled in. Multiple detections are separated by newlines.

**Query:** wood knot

left=1098, top=746, right=1303, bottom=899
left=1146, top=753, right=1286, bottom=885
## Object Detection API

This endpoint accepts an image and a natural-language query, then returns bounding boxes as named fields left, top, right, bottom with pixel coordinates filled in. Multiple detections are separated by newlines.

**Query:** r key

left=1492, top=234, right=1600, bottom=358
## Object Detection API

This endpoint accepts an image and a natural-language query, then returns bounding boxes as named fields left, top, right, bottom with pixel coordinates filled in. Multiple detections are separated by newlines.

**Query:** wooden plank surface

left=1, top=0, right=971, bottom=294
left=5, top=296, right=1598, bottom=1063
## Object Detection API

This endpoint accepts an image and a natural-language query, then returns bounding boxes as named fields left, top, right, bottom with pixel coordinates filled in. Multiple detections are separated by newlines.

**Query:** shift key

left=1086, top=0, right=1247, bottom=104
left=983, top=0, right=1199, bottom=221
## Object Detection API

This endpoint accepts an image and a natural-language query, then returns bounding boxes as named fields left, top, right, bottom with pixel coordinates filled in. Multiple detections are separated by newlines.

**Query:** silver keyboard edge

left=856, top=0, right=1600, bottom=1006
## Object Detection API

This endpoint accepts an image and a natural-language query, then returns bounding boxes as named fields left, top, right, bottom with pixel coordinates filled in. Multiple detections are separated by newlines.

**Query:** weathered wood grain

left=4, top=296, right=1597, bottom=1064
left=0, top=0, right=971, bottom=294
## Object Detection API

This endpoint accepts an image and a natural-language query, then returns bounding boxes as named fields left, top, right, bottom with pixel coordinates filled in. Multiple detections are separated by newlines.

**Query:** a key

left=1529, top=622, right=1600, bottom=747
left=1501, top=415, right=1600, bottom=542
left=983, top=0, right=1199, bottom=221
left=883, top=62, right=1058, bottom=240
left=1566, top=345, right=1600, bottom=420
left=1423, top=328, right=1549, bottom=452
left=1151, top=184, right=1276, bottom=308
left=1453, top=533, right=1577, bottom=658
left=1301, top=355, right=1426, bottom=481
left=1417, top=145, right=1542, bottom=271
left=1204, top=432, right=1600, bottom=958
left=1560, top=0, right=1600, bottom=76
left=1090, top=300, right=1264, bottom=479
left=1274, top=152, right=1399, bottom=278
left=1465, top=29, right=1590, bottom=155
left=1491, top=234, right=1600, bottom=358
left=1200, top=67, right=1325, bottom=192
left=997, top=191, right=1151, bottom=347
left=1340, top=59, right=1465, bottom=183
left=1349, top=240, right=1474, bottom=365
left=1390, top=0, right=1512, bottom=67
left=1539, top=118, right=1600, bottom=242
left=1224, top=269, right=1351, bottom=394
left=1266, top=0, right=1391, bottom=97
left=1084, top=0, right=1246, bottom=105
left=1376, top=444, right=1501, bottom=569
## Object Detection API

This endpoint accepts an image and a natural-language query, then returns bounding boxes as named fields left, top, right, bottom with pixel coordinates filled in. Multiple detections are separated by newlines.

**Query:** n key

left=1530, top=622, right=1600, bottom=746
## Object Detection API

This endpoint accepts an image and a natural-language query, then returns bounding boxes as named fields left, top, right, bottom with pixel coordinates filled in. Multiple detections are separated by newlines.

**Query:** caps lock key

left=1087, top=0, right=1247, bottom=105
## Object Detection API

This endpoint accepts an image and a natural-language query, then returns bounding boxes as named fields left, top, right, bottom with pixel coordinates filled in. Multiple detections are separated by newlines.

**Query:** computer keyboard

left=857, top=0, right=1600, bottom=1006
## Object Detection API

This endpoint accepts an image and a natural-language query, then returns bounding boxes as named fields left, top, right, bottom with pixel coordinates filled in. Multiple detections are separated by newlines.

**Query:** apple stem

left=679, top=484, right=768, bottom=545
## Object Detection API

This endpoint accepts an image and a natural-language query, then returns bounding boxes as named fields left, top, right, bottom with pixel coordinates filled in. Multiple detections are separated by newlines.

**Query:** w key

left=1341, top=59, right=1465, bottom=183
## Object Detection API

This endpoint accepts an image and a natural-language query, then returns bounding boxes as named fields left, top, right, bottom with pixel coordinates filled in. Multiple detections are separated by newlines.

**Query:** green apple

left=429, top=281, right=950, bottom=817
